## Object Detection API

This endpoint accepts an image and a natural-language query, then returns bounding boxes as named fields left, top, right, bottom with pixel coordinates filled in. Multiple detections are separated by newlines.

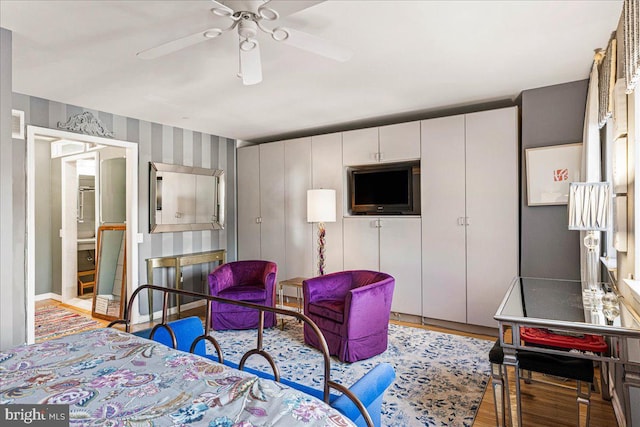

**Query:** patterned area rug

left=208, top=321, right=493, bottom=426
left=35, top=305, right=99, bottom=342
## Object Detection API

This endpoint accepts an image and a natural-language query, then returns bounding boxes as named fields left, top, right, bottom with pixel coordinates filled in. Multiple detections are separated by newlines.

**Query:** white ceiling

left=1, top=0, right=623, bottom=143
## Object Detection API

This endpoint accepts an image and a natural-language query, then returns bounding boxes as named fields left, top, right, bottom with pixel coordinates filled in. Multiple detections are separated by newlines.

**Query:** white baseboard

left=135, top=299, right=206, bottom=324
left=35, top=292, right=61, bottom=302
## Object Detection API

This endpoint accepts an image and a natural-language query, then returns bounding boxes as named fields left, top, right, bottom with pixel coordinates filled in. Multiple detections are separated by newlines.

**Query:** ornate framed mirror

left=149, top=162, right=225, bottom=233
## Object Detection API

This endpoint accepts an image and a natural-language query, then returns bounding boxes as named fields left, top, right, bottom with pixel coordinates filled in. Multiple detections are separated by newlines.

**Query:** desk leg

left=279, top=284, right=284, bottom=330
left=503, top=348, right=521, bottom=427
left=175, top=262, right=181, bottom=319
left=146, top=262, right=154, bottom=322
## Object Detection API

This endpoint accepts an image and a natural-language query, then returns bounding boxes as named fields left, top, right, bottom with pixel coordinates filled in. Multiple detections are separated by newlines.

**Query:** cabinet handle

left=457, top=217, right=465, bottom=226
left=378, top=151, right=383, bottom=161
left=373, top=152, right=379, bottom=161
left=465, top=217, right=470, bottom=226
left=256, top=217, right=262, bottom=224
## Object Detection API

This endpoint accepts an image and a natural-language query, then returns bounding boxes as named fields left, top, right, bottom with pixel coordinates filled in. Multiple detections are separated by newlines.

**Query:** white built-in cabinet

left=237, top=106, right=518, bottom=328
left=343, top=121, right=420, bottom=165
left=284, top=138, right=314, bottom=280
left=343, top=217, right=422, bottom=316
left=237, top=143, right=287, bottom=280
left=421, top=107, right=519, bottom=328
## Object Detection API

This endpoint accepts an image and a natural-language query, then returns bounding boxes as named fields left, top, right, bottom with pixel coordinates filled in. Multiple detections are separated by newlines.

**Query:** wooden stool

left=77, top=269, right=95, bottom=296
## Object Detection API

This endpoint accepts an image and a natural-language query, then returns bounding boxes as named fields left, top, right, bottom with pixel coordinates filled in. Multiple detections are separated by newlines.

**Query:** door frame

left=26, top=126, right=139, bottom=344
left=60, top=151, right=99, bottom=305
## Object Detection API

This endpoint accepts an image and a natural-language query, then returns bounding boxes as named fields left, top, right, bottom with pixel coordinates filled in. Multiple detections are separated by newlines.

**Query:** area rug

left=207, top=321, right=493, bottom=426
left=35, top=305, right=99, bottom=342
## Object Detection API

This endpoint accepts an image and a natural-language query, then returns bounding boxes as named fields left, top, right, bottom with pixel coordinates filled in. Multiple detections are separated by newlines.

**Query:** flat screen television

left=348, top=161, right=420, bottom=215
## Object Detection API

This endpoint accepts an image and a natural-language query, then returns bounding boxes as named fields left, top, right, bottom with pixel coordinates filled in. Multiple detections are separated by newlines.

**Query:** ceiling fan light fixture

left=238, top=18, right=258, bottom=39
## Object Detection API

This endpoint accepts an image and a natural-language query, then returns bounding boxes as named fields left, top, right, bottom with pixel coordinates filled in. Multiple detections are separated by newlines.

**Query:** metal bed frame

left=109, top=284, right=374, bottom=427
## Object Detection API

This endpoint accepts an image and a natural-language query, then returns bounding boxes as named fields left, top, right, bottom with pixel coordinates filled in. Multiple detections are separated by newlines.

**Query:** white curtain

left=579, top=58, right=602, bottom=283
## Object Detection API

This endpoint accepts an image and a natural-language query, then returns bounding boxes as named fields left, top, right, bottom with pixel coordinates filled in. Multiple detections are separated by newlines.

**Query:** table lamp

left=567, top=182, right=611, bottom=291
left=307, top=189, right=336, bottom=276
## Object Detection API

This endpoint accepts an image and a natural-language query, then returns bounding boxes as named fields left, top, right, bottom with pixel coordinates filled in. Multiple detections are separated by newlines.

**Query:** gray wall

left=0, top=27, right=27, bottom=349
left=12, top=93, right=237, bottom=314
left=0, top=43, right=236, bottom=347
left=520, top=80, right=588, bottom=279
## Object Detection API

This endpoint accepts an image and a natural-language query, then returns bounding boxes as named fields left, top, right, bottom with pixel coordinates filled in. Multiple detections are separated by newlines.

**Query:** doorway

left=26, top=126, right=139, bottom=344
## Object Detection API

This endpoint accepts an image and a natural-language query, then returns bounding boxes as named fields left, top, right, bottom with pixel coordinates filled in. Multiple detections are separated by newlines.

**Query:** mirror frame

left=92, top=224, right=127, bottom=321
left=149, top=162, right=225, bottom=233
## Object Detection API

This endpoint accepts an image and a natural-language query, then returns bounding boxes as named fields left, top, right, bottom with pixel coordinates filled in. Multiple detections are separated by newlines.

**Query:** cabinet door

left=259, top=142, right=287, bottom=280
left=379, top=121, right=420, bottom=162
left=284, top=138, right=313, bottom=280
left=342, top=127, right=379, bottom=165
left=380, top=217, right=422, bottom=316
left=312, top=133, right=344, bottom=274
left=420, top=116, right=467, bottom=323
left=343, top=217, right=379, bottom=271
left=465, top=107, right=518, bottom=328
left=237, top=146, right=261, bottom=260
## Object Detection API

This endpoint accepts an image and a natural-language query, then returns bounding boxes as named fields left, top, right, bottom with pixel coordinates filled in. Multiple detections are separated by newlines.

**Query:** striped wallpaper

left=1, top=72, right=236, bottom=346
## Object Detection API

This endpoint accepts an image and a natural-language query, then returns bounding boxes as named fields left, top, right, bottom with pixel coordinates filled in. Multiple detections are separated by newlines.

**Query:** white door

left=343, top=217, right=379, bottom=271
left=379, top=121, right=421, bottom=163
left=284, top=137, right=313, bottom=281
left=421, top=115, right=467, bottom=323
left=312, top=133, right=344, bottom=275
left=342, top=127, right=379, bottom=165
left=259, top=142, right=286, bottom=280
left=237, top=146, right=261, bottom=260
left=465, top=107, right=519, bottom=327
left=380, top=217, right=422, bottom=316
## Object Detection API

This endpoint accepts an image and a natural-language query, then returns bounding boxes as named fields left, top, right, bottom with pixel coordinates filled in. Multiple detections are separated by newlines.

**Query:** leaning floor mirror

left=92, top=224, right=127, bottom=321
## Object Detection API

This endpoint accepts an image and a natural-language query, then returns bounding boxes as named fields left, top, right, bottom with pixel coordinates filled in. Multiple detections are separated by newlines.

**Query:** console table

left=146, top=249, right=226, bottom=320
left=494, top=276, right=640, bottom=427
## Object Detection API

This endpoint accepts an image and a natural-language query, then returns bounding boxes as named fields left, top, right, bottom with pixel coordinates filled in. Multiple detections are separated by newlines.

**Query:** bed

left=1, top=285, right=394, bottom=426
left=0, top=327, right=354, bottom=426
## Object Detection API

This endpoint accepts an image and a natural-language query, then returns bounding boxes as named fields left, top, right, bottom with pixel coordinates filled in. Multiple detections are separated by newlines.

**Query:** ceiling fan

left=137, top=0, right=352, bottom=85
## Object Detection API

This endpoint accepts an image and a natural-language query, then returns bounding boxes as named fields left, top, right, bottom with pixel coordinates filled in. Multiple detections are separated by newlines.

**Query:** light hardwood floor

left=39, top=300, right=618, bottom=426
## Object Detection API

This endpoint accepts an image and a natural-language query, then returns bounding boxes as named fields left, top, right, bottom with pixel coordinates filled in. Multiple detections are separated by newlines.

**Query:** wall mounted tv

left=347, top=161, right=420, bottom=215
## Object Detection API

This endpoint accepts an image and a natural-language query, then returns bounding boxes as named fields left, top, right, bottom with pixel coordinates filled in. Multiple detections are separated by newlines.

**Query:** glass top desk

left=494, top=276, right=640, bottom=427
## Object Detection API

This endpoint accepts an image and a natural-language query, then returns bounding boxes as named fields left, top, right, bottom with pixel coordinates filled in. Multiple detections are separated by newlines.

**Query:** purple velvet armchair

left=208, top=260, right=277, bottom=330
left=303, top=270, right=395, bottom=363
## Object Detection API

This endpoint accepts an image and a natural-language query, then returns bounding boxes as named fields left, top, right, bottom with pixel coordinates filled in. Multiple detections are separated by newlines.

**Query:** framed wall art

left=526, top=143, right=583, bottom=206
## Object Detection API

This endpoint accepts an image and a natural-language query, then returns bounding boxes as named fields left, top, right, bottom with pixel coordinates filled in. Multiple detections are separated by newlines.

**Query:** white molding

left=34, top=292, right=61, bottom=302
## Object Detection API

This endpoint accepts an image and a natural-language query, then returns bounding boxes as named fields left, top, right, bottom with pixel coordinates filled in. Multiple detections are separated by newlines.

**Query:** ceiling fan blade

left=259, top=0, right=325, bottom=18
left=240, top=39, right=262, bottom=85
left=137, top=29, right=219, bottom=60
left=210, top=0, right=234, bottom=15
left=277, top=27, right=352, bottom=62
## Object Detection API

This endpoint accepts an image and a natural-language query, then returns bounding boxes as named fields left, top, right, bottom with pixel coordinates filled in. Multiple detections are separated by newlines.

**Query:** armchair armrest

left=208, top=264, right=234, bottom=295
left=344, top=277, right=395, bottom=336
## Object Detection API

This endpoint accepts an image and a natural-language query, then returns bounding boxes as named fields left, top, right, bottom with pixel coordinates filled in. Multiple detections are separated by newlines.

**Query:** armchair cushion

left=308, top=299, right=345, bottom=323
left=218, top=284, right=266, bottom=301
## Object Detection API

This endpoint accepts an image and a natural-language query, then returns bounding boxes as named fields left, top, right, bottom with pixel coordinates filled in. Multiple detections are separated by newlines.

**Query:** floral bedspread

left=0, top=328, right=354, bottom=427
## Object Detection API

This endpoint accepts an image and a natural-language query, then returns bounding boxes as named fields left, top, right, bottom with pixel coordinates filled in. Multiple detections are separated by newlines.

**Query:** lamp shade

left=567, top=182, right=611, bottom=231
left=307, top=189, right=336, bottom=223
